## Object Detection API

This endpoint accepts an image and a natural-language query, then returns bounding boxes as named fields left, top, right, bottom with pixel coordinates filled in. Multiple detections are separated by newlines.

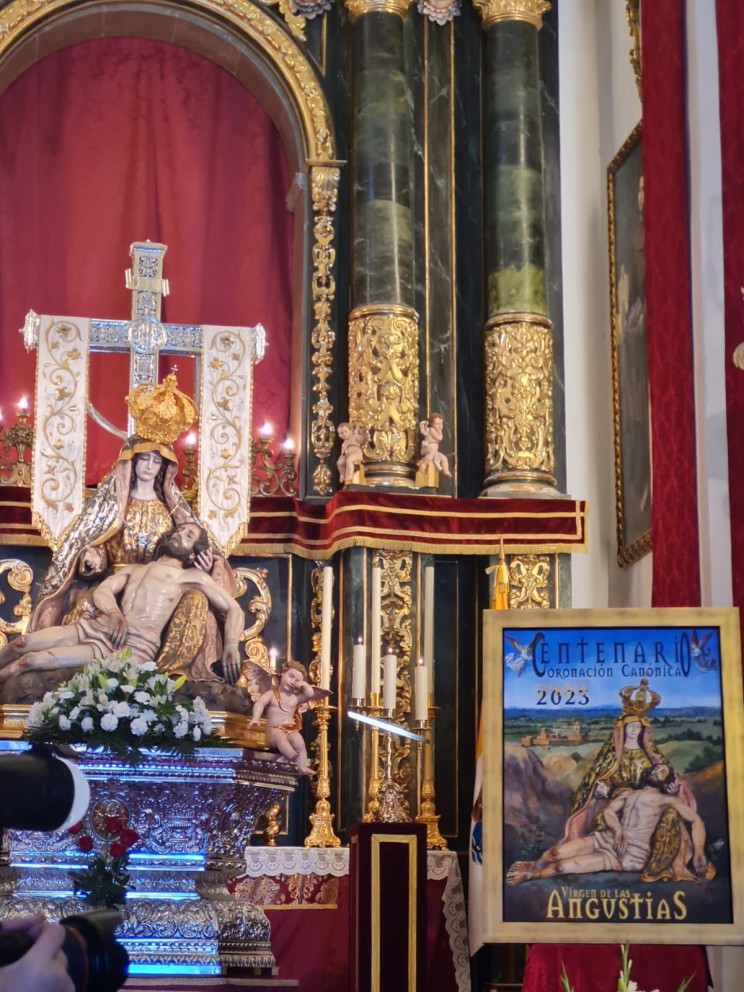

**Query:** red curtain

left=716, top=0, right=744, bottom=621
left=641, top=0, right=700, bottom=608
left=0, top=37, right=293, bottom=484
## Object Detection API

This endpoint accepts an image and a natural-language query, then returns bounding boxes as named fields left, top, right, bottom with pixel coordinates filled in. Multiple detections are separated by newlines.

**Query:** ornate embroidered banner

left=31, top=316, right=90, bottom=550
left=198, top=325, right=255, bottom=555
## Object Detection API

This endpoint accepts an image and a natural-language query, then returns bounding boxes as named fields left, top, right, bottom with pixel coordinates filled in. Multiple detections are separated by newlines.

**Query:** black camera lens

left=60, top=909, right=129, bottom=992
left=0, top=910, right=128, bottom=992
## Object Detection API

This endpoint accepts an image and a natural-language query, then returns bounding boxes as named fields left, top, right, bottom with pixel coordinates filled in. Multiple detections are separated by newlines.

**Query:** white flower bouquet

left=24, top=648, right=227, bottom=761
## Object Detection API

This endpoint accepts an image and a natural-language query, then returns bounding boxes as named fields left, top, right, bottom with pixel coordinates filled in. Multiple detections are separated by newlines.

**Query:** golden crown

left=618, top=677, right=661, bottom=720
left=125, top=373, right=196, bottom=445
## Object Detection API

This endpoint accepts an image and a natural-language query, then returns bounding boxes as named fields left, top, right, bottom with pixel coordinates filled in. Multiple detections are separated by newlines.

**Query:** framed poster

left=482, top=608, right=744, bottom=944
left=608, top=123, right=651, bottom=566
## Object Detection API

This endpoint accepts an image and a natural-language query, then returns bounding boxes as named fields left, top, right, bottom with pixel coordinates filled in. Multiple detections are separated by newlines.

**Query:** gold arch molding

left=0, top=0, right=341, bottom=493
left=0, top=0, right=334, bottom=162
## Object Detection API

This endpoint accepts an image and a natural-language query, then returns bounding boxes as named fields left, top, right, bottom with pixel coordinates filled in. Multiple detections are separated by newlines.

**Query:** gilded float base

left=0, top=744, right=298, bottom=974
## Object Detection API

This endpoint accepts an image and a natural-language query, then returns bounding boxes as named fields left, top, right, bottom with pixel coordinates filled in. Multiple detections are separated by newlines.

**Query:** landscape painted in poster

left=483, top=609, right=744, bottom=943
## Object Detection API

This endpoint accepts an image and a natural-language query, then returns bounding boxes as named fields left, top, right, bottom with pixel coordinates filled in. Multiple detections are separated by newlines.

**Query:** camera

left=0, top=746, right=129, bottom=992
left=0, top=909, right=127, bottom=992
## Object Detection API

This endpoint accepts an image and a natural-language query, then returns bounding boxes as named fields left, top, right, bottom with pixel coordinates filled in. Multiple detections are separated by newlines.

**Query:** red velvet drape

left=642, top=0, right=700, bottom=608
left=717, top=0, right=744, bottom=624
left=0, top=37, right=292, bottom=484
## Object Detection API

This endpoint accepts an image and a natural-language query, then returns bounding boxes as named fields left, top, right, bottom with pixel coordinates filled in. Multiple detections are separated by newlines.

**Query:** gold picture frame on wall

left=608, top=123, right=651, bottom=567
left=482, top=607, right=744, bottom=944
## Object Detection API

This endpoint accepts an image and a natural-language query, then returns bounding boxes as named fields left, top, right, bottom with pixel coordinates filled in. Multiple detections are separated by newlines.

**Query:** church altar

left=0, top=745, right=300, bottom=974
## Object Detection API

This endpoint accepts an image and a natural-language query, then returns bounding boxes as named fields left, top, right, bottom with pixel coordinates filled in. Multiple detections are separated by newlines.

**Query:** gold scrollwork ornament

left=309, top=164, right=342, bottom=496
left=508, top=554, right=551, bottom=610
left=348, top=307, right=420, bottom=485
left=483, top=315, right=556, bottom=493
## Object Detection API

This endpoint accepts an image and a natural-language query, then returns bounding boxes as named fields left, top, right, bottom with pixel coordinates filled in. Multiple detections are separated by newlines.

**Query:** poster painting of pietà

left=482, top=608, right=744, bottom=944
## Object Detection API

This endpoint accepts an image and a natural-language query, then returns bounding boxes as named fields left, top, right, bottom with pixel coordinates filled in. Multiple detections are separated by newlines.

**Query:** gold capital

left=472, top=0, right=550, bottom=30
left=345, top=0, right=414, bottom=21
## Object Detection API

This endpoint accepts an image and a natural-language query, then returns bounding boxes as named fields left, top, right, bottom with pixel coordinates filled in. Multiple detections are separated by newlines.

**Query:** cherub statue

left=246, top=660, right=330, bottom=775
left=337, top=422, right=366, bottom=485
left=418, top=413, right=452, bottom=478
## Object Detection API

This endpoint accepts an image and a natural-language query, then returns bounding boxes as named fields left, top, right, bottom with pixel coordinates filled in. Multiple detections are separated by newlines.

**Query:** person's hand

left=614, top=830, right=626, bottom=856
left=222, top=644, right=242, bottom=685
left=693, top=851, right=708, bottom=876
left=104, top=611, right=128, bottom=649
left=0, top=917, right=73, bottom=992
left=194, top=545, right=214, bottom=573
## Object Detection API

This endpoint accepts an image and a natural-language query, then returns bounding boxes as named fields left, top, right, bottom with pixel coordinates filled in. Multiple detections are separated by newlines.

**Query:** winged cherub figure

left=504, top=631, right=545, bottom=678
left=247, top=659, right=331, bottom=775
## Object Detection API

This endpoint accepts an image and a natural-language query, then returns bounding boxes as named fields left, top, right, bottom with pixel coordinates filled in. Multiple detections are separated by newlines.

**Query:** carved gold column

left=475, top=0, right=558, bottom=497
left=346, top=0, right=420, bottom=488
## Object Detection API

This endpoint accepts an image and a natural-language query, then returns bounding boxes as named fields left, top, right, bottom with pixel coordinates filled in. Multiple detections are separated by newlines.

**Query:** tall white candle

left=383, top=651, right=397, bottom=712
left=352, top=639, right=366, bottom=700
left=269, top=646, right=278, bottom=673
left=320, top=566, right=334, bottom=690
left=371, top=563, right=382, bottom=695
left=414, top=658, right=428, bottom=722
left=423, top=565, right=434, bottom=689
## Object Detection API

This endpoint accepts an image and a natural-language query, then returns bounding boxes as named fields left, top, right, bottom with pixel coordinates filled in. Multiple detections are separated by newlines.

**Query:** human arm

left=603, top=793, right=628, bottom=854
left=0, top=917, right=73, bottom=992
left=248, top=690, right=273, bottom=727
left=92, top=570, right=132, bottom=648
left=183, top=571, right=245, bottom=683
left=669, top=797, right=708, bottom=874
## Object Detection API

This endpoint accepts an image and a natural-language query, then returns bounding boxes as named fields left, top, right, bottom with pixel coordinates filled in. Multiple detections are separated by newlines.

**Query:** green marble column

left=346, top=0, right=419, bottom=489
left=475, top=0, right=558, bottom=496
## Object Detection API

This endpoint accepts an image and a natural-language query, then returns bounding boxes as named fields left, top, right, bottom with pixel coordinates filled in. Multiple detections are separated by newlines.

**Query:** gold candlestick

left=362, top=693, right=382, bottom=822
left=305, top=699, right=341, bottom=847
left=414, top=709, right=447, bottom=850
left=376, top=719, right=409, bottom=823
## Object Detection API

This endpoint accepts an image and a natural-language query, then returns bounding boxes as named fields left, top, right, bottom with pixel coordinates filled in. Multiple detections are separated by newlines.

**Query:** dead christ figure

left=507, top=764, right=710, bottom=885
left=0, top=523, right=244, bottom=683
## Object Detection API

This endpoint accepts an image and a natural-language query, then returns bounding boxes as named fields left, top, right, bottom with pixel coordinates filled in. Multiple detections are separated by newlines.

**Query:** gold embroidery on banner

left=200, top=329, right=250, bottom=554
left=508, top=554, right=550, bottom=610
left=34, top=318, right=87, bottom=550
left=472, top=0, right=550, bottom=30
left=483, top=315, right=555, bottom=485
left=348, top=306, right=420, bottom=482
left=309, top=165, right=341, bottom=496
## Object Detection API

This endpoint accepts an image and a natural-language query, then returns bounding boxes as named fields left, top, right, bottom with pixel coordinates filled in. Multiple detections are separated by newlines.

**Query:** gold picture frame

left=482, top=607, right=744, bottom=944
left=608, top=123, right=651, bottom=567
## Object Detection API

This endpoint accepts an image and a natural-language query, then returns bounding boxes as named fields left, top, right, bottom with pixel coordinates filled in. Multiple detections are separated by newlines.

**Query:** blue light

left=126, top=963, right=222, bottom=976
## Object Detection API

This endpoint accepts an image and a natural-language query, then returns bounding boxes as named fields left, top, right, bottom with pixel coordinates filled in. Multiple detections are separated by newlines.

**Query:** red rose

left=105, top=816, right=124, bottom=835
left=67, top=821, right=85, bottom=836
left=109, top=841, right=126, bottom=859
left=76, top=834, right=94, bottom=852
left=119, top=828, right=140, bottom=848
